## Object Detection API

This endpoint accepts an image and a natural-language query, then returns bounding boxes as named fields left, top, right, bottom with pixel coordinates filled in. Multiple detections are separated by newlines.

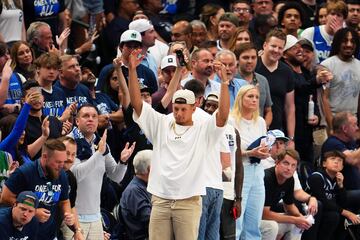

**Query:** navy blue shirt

left=120, top=176, right=151, bottom=240
left=93, top=92, right=118, bottom=115
left=54, top=82, right=92, bottom=107
left=97, top=64, right=158, bottom=94
left=42, top=86, right=67, bottom=117
left=0, top=207, right=39, bottom=239
left=321, top=136, right=360, bottom=190
left=5, top=159, right=69, bottom=240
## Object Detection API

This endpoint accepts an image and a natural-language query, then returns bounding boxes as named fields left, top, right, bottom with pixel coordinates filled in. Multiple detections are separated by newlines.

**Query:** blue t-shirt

left=42, top=86, right=67, bottom=117
left=96, top=64, right=158, bottom=94
left=0, top=207, right=39, bottom=239
left=5, top=159, right=69, bottom=240
left=54, top=82, right=92, bottom=107
left=4, top=73, right=22, bottom=104
left=93, top=92, right=118, bottom=115
left=321, top=135, right=360, bottom=190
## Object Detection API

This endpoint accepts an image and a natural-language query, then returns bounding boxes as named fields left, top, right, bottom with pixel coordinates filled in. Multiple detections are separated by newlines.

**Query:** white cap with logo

left=120, top=29, right=142, bottom=44
left=161, top=55, right=177, bottom=69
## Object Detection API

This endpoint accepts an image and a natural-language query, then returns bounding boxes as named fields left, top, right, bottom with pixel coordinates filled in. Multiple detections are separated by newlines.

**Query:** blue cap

left=16, top=191, right=39, bottom=209
left=267, top=129, right=289, bottom=142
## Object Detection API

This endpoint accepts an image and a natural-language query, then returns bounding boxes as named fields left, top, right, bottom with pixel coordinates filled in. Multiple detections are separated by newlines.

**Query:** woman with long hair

left=10, top=41, right=35, bottom=81
left=229, top=27, right=253, bottom=52
left=200, top=4, right=225, bottom=41
left=229, top=85, right=269, bottom=239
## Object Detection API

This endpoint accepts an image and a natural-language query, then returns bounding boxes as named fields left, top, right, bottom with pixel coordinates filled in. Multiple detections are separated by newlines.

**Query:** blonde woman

left=229, top=85, right=269, bottom=239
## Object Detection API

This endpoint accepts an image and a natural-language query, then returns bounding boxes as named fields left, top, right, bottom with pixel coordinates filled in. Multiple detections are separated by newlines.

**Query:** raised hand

left=2, top=59, right=13, bottom=81
left=128, top=49, right=144, bottom=69
left=56, top=27, right=71, bottom=50
left=42, top=116, right=50, bottom=139
left=98, top=129, right=108, bottom=154
left=120, top=142, right=136, bottom=163
left=213, top=60, right=230, bottom=85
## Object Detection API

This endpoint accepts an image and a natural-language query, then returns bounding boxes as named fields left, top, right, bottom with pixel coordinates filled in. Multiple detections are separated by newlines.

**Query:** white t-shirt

left=134, top=102, right=226, bottom=199
left=0, top=4, right=23, bottom=43
left=148, top=39, right=170, bottom=67
left=321, top=56, right=360, bottom=115
left=192, top=108, right=228, bottom=190
left=261, top=157, right=302, bottom=191
left=228, top=116, right=267, bottom=165
left=223, top=124, right=237, bottom=200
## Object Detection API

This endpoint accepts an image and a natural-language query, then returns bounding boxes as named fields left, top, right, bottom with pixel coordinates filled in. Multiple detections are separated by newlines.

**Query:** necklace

left=172, top=122, right=191, bottom=138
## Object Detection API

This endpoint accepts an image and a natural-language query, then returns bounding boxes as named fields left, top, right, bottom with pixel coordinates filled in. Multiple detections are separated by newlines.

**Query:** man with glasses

left=231, top=0, right=252, bottom=29
left=171, top=20, right=195, bottom=53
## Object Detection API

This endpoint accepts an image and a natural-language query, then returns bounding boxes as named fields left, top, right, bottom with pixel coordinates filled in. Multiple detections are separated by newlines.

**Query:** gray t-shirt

left=321, top=56, right=360, bottom=115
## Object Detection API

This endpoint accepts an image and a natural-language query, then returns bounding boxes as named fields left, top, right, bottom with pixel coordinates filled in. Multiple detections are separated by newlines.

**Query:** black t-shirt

left=25, top=115, right=62, bottom=160
left=256, top=58, right=295, bottom=132
left=321, top=136, right=360, bottom=190
left=264, top=167, right=295, bottom=210
left=66, top=170, right=77, bottom=208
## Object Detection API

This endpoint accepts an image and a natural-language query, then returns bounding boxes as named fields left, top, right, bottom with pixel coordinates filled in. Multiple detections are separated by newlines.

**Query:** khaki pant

left=149, top=195, right=202, bottom=240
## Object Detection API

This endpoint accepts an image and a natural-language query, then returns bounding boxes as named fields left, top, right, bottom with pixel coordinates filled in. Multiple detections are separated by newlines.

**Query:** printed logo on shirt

left=317, top=50, right=330, bottom=62
left=34, top=182, right=62, bottom=206
left=43, top=100, right=65, bottom=117
left=66, top=96, right=88, bottom=106
left=34, top=0, right=60, bottom=17
left=10, top=236, right=29, bottom=240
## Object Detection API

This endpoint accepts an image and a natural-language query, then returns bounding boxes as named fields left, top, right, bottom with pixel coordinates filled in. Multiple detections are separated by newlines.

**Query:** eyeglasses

left=233, top=8, right=250, bottom=13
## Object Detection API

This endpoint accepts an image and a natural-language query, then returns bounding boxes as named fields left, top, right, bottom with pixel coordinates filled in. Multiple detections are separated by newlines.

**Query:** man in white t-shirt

left=128, top=48, right=230, bottom=240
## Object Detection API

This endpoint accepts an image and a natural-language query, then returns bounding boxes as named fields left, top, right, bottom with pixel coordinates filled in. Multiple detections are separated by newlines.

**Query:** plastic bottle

left=308, top=95, right=314, bottom=120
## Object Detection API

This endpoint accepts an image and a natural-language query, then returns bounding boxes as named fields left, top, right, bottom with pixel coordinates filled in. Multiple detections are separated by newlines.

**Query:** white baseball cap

left=129, top=19, right=153, bottom=33
left=172, top=89, right=195, bottom=104
left=161, top=55, right=177, bottom=70
left=284, top=35, right=299, bottom=52
left=120, top=30, right=142, bottom=44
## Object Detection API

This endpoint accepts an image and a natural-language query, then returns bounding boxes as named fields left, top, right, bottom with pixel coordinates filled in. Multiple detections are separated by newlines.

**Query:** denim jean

left=198, top=187, right=224, bottom=240
left=236, top=164, right=265, bottom=240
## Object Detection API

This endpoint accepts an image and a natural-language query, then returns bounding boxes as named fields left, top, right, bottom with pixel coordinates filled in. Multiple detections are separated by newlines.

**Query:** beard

left=45, top=164, right=60, bottom=180
left=287, top=56, right=303, bottom=67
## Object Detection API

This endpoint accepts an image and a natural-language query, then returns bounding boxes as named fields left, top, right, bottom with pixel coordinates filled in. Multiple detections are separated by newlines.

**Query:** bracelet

left=234, top=196, right=242, bottom=201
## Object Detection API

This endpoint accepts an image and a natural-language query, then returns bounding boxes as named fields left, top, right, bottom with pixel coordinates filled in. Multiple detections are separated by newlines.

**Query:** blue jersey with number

left=313, top=26, right=331, bottom=63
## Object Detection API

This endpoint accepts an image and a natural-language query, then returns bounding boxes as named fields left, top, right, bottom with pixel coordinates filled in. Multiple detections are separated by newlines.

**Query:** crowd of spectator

left=0, top=0, right=360, bottom=239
